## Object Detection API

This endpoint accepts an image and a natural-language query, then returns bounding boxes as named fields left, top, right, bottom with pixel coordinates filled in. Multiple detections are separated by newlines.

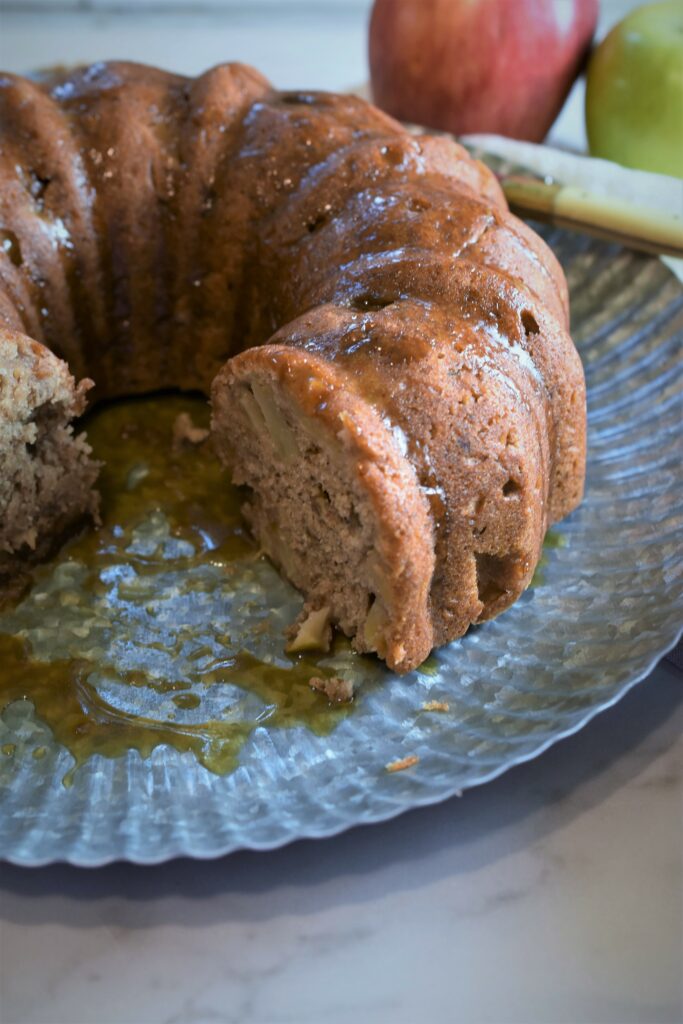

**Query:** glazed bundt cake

left=0, top=61, right=586, bottom=673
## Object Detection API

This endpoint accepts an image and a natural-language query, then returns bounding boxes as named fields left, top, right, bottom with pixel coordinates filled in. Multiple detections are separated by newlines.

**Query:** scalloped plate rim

left=4, top=622, right=680, bottom=869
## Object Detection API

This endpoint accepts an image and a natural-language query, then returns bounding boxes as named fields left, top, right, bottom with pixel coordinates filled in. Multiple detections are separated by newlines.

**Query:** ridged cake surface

left=0, top=62, right=586, bottom=671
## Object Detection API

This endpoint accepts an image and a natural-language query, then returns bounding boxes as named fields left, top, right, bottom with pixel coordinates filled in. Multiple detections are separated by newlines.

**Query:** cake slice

left=211, top=343, right=436, bottom=674
left=0, top=328, right=99, bottom=577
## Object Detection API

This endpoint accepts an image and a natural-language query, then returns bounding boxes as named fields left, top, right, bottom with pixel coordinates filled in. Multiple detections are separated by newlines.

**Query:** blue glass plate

left=1, top=225, right=681, bottom=866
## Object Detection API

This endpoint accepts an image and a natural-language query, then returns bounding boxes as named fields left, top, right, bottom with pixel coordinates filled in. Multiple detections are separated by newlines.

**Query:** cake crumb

left=385, top=754, right=419, bottom=773
left=172, top=412, right=209, bottom=450
left=286, top=604, right=332, bottom=654
left=309, top=675, right=354, bottom=703
left=422, top=700, right=449, bottom=713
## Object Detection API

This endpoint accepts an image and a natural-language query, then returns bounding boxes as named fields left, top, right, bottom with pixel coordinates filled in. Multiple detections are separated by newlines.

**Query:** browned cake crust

left=0, top=61, right=586, bottom=672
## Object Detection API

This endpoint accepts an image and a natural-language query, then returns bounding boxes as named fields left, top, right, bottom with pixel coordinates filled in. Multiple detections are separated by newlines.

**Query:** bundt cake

left=0, top=61, right=586, bottom=673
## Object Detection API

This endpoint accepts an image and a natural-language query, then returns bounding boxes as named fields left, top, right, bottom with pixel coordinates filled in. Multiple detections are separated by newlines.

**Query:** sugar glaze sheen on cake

left=0, top=61, right=586, bottom=673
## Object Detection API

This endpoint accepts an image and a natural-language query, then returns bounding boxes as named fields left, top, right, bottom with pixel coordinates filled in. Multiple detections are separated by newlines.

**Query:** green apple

left=585, top=1, right=683, bottom=176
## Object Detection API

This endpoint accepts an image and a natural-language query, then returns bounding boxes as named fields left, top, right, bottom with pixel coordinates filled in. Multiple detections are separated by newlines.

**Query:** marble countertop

left=1, top=4, right=681, bottom=1022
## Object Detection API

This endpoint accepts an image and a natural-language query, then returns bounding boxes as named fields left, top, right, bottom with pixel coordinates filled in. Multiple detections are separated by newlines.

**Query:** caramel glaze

left=0, top=633, right=352, bottom=780
left=0, top=397, right=353, bottom=779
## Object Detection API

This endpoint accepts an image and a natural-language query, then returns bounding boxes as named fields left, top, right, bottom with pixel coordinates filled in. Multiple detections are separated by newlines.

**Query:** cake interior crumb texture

left=0, top=332, right=99, bottom=576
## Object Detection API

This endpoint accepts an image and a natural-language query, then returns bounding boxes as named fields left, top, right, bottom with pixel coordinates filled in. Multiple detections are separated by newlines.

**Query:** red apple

left=369, top=0, right=598, bottom=142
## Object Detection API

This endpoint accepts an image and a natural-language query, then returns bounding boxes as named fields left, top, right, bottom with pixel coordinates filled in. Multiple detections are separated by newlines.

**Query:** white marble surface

left=1, top=4, right=681, bottom=1022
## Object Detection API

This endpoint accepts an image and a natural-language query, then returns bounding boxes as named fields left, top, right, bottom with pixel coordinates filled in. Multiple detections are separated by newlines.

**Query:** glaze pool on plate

left=0, top=396, right=372, bottom=780
left=0, top=226, right=681, bottom=866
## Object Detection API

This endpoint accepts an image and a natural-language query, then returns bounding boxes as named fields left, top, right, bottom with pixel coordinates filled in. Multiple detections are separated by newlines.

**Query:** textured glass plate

left=1, top=226, right=682, bottom=866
